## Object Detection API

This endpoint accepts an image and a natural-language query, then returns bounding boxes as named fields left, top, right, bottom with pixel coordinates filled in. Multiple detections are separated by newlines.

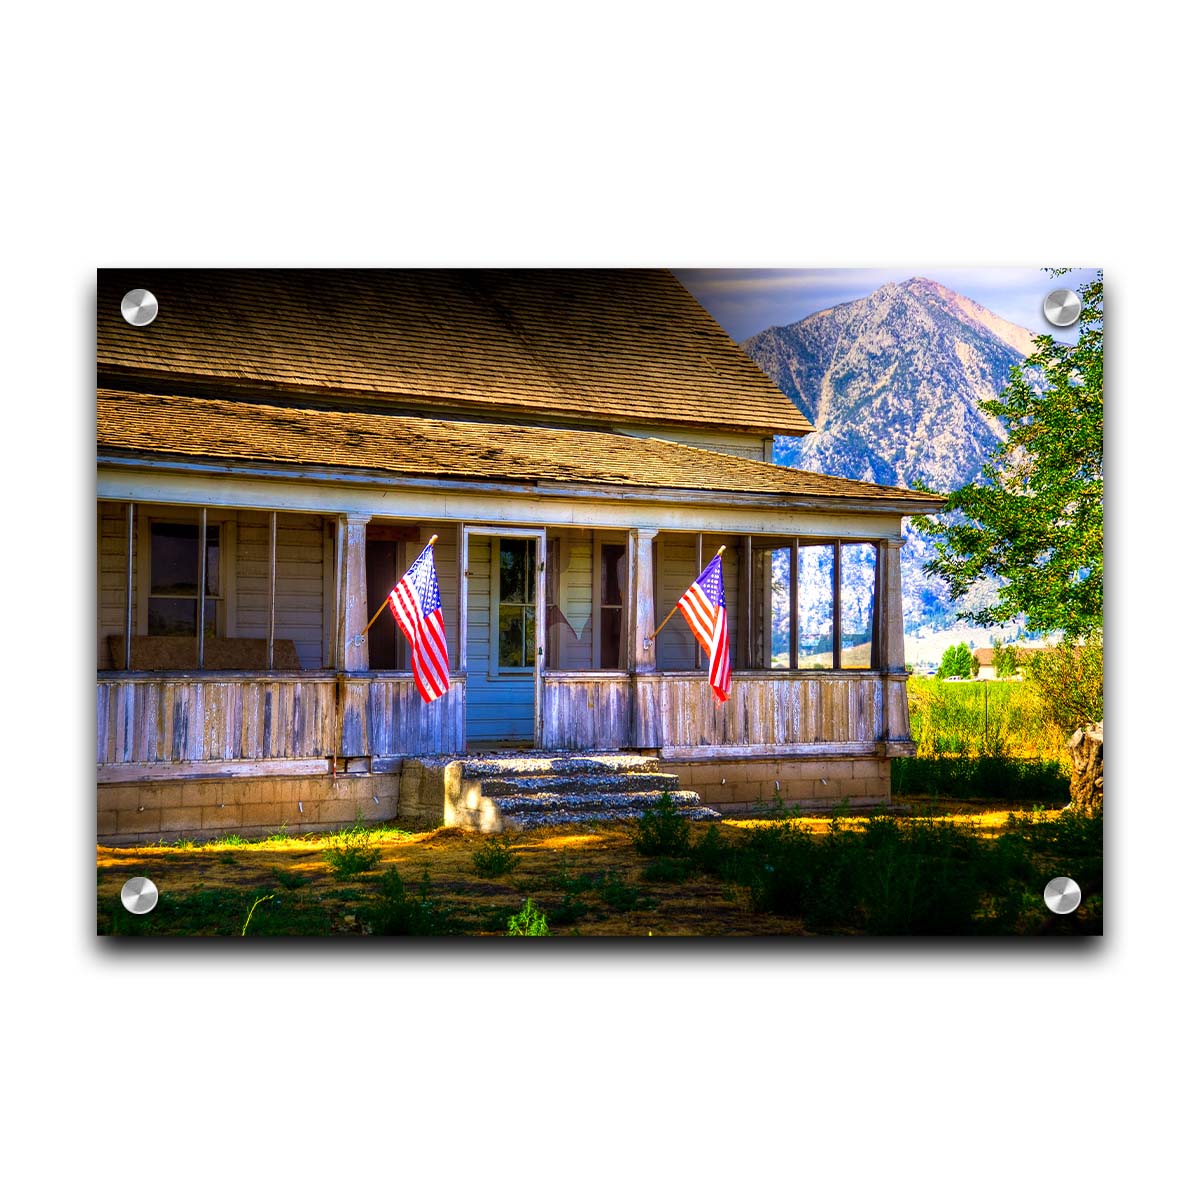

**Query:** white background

left=3, top=3, right=1194, bottom=1196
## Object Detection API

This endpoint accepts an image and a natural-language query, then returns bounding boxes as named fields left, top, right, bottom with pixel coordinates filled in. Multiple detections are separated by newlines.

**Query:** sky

left=672, top=267, right=1098, bottom=345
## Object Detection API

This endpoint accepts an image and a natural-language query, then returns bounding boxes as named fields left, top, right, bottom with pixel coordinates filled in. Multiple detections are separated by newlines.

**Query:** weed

left=209, top=833, right=247, bottom=847
left=357, top=869, right=456, bottom=935
left=507, top=898, right=550, bottom=936
left=323, top=818, right=382, bottom=879
left=471, top=835, right=519, bottom=878
left=264, top=824, right=292, bottom=843
left=631, top=792, right=692, bottom=857
left=241, top=893, right=276, bottom=936
left=270, top=867, right=307, bottom=890
left=597, top=871, right=650, bottom=912
left=641, top=857, right=693, bottom=884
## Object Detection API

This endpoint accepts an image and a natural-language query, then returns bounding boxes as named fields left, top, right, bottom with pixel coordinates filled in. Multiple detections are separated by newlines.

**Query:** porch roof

left=97, top=269, right=814, bottom=438
left=98, top=388, right=945, bottom=513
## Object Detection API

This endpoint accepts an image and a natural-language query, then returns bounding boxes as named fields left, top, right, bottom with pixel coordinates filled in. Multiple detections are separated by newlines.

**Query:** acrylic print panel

left=96, top=266, right=1102, bottom=937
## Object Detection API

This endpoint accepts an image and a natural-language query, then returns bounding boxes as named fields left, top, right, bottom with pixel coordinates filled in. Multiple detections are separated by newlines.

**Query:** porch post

left=879, top=536, right=907, bottom=673
left=879, top=535, right=910, bottom=745
left=628, top=527, right=658, bottom=750
left=338, top=514, right=371, bottom=671
left=629, top=527, right=658, bottom=672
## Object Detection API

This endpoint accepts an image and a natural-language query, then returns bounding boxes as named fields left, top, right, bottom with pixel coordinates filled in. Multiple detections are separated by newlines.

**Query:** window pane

left=796, top=545, right=835, bottom=668
left=499, top=539, right=528, bottom=603
left=599, top=607, right=622, bottom=669
left=524, top=606, right=537, bottom=668
left=601, top=544, right=626, bottom=606
left=770, top=547, right=791, bottom=668
left=150, top=521, right=219, bottom=596
left=147, top=597, right=216, bottom=638
left=498, top=605, right=526, bottom=667
left=150, top=522, right=199, bottom=595
left=840, top=543, right=877, bottom=669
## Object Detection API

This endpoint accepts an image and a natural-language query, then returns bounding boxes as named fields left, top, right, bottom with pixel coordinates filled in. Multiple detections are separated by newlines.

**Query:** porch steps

left=442, top=752, right=721, bottom=832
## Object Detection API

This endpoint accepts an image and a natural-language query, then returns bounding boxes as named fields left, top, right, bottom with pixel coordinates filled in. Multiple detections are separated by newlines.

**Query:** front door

left=462, top=527, right=546, bottom=748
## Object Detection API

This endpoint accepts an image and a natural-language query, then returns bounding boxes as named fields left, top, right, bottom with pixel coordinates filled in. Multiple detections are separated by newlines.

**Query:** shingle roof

left=97, top=269, right=814, bottom=437
left=97, top=388, right=943, bottom=512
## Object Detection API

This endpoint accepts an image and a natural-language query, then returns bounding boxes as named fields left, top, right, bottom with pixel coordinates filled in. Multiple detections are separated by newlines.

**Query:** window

left=597, top=542, right=627, bottom=669
left=147, top=520, right=221, bottom=637
left=496, top=538, right=536, bottom=669
left=753, top=539, right=878, bottom=670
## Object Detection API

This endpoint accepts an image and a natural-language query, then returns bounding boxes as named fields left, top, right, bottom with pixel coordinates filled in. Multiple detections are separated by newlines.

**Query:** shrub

left=358, top=868, right=455, bottom=935
left=641, top=858, right=693, bottom=884
left=471, top=835, right=519, bottom=878
left=323, top=818, right=383, bottom=879
left=507, top=898, right=549, bottom=936
left=631, top=793, right=692, bottom=857
left=1024, top=632, right=1104, bottom=737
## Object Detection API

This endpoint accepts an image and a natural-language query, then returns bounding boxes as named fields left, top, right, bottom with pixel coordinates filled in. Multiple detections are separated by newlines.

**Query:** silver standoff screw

left=1043, top=288, right=1081, bottom=328
left=121, top=288, right=159, bottom=326
left=120, top=876, right=159, bottom=915
left=1043, top=876, right=1081, bottom=915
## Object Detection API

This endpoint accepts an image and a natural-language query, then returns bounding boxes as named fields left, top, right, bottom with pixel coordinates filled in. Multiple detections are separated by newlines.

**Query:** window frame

left=491, top=535, right=538, bottom=675
left=136, top=508, right=237, bottom=639
left=747, top=535, right=883, bottom=672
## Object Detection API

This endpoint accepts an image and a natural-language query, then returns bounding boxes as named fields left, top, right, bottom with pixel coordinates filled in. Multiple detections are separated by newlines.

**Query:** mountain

left=741, top=277, right=1036, bottom=632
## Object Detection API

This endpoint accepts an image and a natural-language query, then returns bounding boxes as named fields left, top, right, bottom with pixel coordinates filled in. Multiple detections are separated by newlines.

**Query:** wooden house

left=96, top=269, right=943, bottom=842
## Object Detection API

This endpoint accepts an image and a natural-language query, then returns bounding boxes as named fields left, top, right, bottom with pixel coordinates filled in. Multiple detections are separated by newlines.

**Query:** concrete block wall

left=97, top=770, right=401, bottom=845
left=669, top=756, right=891, bottom=815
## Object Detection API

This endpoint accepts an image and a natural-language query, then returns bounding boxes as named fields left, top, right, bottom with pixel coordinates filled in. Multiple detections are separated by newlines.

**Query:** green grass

left=471, top=835, right=520, bottom=878
left=322, top=818, right=383, bottom=879
left=892, top=756, right=1069, bottom=803
left=356, top=868, right=458, bottom=935
left=907, top=678, right=1063, bottom=760
left=99, top=888, right=335, bottom=936
left=669, top=809, right=1101, bottom=935
left=631, top=793, right=692, bottom=857
left=507, top=898, right=549, bottom=936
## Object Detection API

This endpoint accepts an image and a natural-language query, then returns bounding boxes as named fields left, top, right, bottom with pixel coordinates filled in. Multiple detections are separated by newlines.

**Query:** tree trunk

left=1067, top=721, right=1103, bottom=811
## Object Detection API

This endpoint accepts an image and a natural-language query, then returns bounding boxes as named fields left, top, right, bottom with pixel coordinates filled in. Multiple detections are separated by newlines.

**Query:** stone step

left=493, top=788, right=704, bottom=813
left=458, top=753, right=662, bottom=779
left=485, top=791, right=721, bottom=831
left=480, top=772, right=683, bottom=798
left=496, top=802, right=722, bottom=831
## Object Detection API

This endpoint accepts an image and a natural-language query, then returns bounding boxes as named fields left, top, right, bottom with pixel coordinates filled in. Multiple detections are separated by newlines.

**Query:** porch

left=96, top=499, right=914, bottom=834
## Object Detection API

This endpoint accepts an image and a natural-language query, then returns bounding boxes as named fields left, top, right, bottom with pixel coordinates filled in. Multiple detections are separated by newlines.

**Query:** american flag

left=387, top=543, right=450, bottom=703
left=676, top=553, right=731, bottom=703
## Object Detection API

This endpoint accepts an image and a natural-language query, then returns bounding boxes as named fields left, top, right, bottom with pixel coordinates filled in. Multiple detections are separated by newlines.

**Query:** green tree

left=992, top=641, right=1021, bottom=679
left=914, top=270, right=1103, bottom=640
left=936, top=642, right=974, bottom=679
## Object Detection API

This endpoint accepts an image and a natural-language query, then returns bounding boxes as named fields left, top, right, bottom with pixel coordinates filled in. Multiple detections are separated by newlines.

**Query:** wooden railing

left=542, top=670, right=911, bottom=754
left=97, top=672, right=467, bottom=769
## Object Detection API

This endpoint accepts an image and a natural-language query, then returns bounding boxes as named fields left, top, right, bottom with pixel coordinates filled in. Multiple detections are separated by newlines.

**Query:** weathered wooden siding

left=341, top=675, right=466, bottom=757
left=633, top=672, right=886, bottom=751
left=616, top=427, right=769, bottom=461
left=542, top=674, right=632, bottom=749
left=96, top=674, right=337, bottom=764
left=655, top=534, right=740, bottom=670
left=235, top=511, right=326, bottom=668
left=465, top=535, right=535, bottom=743
left=98, top=502, right=136, bottom=668
left=97, top=672, right=467, bottom=765
left=547, top=528, right=595, bottom=670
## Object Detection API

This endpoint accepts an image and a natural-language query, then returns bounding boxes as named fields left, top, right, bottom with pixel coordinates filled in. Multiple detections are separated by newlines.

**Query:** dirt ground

left=96, top=805, right=1072, bottom=937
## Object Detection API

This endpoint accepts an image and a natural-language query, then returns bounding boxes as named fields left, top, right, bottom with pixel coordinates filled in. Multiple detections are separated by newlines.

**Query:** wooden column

left=879, top=536, right=907, bottom=673
left=628, top=527, right=658, bottom=750
left=879, top=535, right=910, bottom=745
left=338, top=514, right=371, bottom=672
left=629, top=527, right=658, bottom=672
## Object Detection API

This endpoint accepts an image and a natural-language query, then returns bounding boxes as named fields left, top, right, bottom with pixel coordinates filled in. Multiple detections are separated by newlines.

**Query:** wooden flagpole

left=358, top=534, right=438, bottom=640
left=648, top=544, right=725, bottom=641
